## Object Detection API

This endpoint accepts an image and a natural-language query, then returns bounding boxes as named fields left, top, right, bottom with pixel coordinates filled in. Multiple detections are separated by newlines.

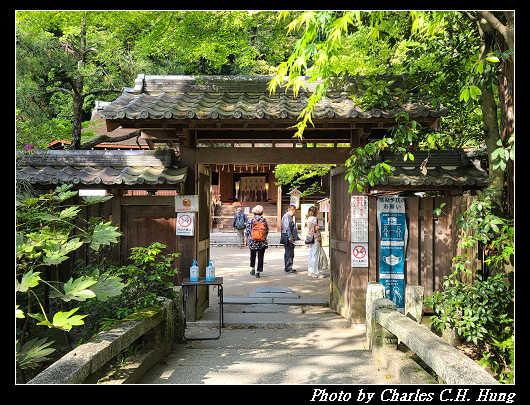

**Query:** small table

left=181, top=277, right=224, bottom=340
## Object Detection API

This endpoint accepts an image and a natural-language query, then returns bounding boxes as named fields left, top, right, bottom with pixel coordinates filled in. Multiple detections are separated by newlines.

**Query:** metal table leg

left=183, top=284, right=223, bottom=341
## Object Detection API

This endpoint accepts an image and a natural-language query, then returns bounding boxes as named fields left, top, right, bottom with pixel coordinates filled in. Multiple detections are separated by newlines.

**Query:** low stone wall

left=28, top=288, right=184, bottom=384
left=366, top=283, right=498, bottom=385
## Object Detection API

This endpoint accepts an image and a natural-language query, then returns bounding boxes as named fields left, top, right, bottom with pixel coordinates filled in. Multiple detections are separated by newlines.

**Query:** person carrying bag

left=306, top=206, right=326, bottom=278
left=245, top=205, right=269, bottom=278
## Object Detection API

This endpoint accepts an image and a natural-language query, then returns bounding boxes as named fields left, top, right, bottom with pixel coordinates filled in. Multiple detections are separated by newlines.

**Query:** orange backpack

left=251, top=217, right=267, bottom=242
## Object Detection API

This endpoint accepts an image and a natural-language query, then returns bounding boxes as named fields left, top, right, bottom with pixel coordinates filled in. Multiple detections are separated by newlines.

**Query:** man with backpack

left=232, top=207, right=248, bottom=248
left=244, top=205, right=269, bottom=278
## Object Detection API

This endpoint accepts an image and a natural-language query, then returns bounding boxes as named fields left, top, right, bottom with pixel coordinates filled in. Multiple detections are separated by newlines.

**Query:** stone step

left=223, top=296, right=328, bottom=306
left=248, top=292, right=300, bottom=299
left=242, top=304, right=303, bottom=314
left=255, top=286, right=293, bottom=293
left=187, top=312, right=355, bottom=329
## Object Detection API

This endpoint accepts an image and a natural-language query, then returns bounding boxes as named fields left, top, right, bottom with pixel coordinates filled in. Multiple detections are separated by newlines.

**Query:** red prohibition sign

left=178, top=214, right=192, bottom=227
left=352, top=245, right=367, bottom=259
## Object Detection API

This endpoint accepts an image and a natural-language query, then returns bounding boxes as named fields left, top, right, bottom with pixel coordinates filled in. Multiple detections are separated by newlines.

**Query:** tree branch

left=42, top=87, right=74, bottom=96
left=476, top=11, right=507, bottom=39
left=82, top=88, right=123, bottom=97
left=79, top=129, right=142, bottom=150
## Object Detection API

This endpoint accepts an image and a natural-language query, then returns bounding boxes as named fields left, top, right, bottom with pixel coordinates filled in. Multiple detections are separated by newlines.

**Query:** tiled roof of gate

left=371, top=150, right=488, bottom=187
left=16, top=150, right=187, bottom=186
left=100, top=75, right=449, bottom=121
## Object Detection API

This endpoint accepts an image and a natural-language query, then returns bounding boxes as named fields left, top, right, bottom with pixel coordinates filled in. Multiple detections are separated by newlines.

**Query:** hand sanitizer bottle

left=206, top=259, right=215, bottom=281
left=190, top=260, right=199, bottom=282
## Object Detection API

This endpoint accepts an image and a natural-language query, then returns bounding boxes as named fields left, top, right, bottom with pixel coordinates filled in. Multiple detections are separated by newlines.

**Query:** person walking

left=232, top=207, right=248, bottom=248
left=281, top=204, right=299, bottom=274
left=306, top=206, right=325, bottom=278
left=245, top=205, right=269, bottom=278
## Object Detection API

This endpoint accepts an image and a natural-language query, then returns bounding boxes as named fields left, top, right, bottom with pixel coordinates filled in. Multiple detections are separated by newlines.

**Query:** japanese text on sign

left=351, top=195, right=369, bottom=243
left=377, top=197, right=408, bottom=312
left=175, top=195, right=198, bottom=212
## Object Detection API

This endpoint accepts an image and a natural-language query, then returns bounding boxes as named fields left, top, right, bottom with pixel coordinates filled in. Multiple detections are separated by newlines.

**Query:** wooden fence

left=394, top=195, right=481, bottom=298
left=330, top=166, right=482, bottom=323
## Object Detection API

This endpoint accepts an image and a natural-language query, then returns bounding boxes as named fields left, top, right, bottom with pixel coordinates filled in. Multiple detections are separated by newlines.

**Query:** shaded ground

left=139, top=327, right=398, bottom=384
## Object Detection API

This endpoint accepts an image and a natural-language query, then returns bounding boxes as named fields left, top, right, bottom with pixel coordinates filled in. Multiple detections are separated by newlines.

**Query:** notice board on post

left=175, top=195, right=198, bottom=236
left=377, top=196, right=408, bottom=312
left=351, top=196, right=369, bottom=267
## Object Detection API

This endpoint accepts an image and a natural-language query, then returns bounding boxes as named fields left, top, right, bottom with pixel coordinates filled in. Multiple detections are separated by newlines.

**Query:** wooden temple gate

left=80, top=74, right=486, bottom=322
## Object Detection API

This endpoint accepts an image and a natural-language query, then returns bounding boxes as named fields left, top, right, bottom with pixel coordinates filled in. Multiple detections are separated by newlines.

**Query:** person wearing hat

left=232, top=207, right=248, bottom=248
left=245, top=205, right=269, bottom=278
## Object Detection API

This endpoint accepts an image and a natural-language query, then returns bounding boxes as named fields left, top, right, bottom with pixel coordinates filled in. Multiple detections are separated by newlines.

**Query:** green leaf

left=50, top=276, right=97, bottom=302
left=459, top=87, right=469, bottom=102
left=16, top=337, right=56, bottom=369
left=49, top=308, right=88, bottom=331
left=485, top=55, right=500, bottom=63
left=42, top=238, right=83, bottom=265
left=53, top=190, right=78, bottom=202
left=89, top=271, right=125, bottom=302
left=16, top=305, right=25, bottom=319
left=59, top=206, right=81, bottom=219
left=82, top=195, right=113, bottom=205
left=37, top=213, right=60, bottom=221
left=16, top=270, right=42, bottom=292
left=469, top=85, right=482, bottom=100
left=87, top=221, right=122, bottom=251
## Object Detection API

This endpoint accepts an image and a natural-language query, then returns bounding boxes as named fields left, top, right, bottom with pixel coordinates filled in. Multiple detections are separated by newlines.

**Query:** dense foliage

left=15, top=11, right=299, bottom=149
left=425, top=265, right=514, bottom=383
left=74, top=242, right=179, bottom=338
left=15, top=182, right=180, bottom=381
left=16, top=184, right=123, bottom=381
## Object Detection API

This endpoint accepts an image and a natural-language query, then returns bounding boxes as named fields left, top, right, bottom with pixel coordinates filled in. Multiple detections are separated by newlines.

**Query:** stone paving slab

left=274, top=297, right=328, bottom=305
left=248, top=292, right=300, bottom=299
left=187, top=312, right=355, bottom=329
left=242, top=304, right=303, bottom=314
left=223, top=297, right=273, bottom=304
left=139, top=327, right=399, bottom=384
left=255, top=286, right=294, bottom=293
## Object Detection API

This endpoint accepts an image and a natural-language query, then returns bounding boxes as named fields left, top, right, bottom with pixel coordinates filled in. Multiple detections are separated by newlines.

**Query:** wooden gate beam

left=195, top=146, right=352, bottom=164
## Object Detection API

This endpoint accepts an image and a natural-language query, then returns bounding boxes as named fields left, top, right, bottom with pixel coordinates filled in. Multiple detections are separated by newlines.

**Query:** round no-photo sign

left=176, top=212, right=194, bottom=236
left=178, top=214, right=192, bottom=228
left=352, top=245, right=367, bottom=259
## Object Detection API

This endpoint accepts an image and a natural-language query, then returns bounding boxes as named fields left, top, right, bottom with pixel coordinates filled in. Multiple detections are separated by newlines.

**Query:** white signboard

left=290, top=195, right=300, bottom=209
left=351, top=196, right=369, bottom=243
left=175, top=195, right=198, bottom=212
left=351, top=219, right=369, bottom=243
left=351, top=196, right=368, bottom=218
left=176, top=212, right=195, bottom=236
left=351, top=243, right=369, bottom=267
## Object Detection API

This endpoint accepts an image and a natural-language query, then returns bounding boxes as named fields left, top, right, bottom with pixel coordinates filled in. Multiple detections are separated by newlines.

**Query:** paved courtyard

left=139, top=244, right=398, bottom=384
left=208, top=244, right=329, bottom=301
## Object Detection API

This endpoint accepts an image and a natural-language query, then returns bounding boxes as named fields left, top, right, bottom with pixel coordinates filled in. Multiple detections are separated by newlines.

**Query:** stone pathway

left=139, top=326, right=399, bottom=384
left=139, top=246, right=398, bottom=384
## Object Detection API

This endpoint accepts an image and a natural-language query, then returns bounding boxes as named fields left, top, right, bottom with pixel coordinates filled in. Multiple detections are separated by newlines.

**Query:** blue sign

left=377, top=197, right=408, bottom=312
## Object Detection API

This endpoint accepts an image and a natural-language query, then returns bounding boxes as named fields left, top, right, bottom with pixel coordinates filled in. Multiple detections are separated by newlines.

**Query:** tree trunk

left=68, top=17, right=87, bottom=150
left=475, top=16, right=504, bottom=209
left=69, top=93, right=84, bottom=150
left=496, top=12, right=514, bottom=216
left=480, top=85, right=504, bottom=208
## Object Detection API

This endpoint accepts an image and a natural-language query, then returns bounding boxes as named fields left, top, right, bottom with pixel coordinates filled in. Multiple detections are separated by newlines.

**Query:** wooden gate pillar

left=178, top=139, right=211, bottom=320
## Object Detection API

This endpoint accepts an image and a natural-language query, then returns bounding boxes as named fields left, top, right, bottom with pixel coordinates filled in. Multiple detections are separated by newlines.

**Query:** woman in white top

left=306, top=206, right=326, bottom=278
